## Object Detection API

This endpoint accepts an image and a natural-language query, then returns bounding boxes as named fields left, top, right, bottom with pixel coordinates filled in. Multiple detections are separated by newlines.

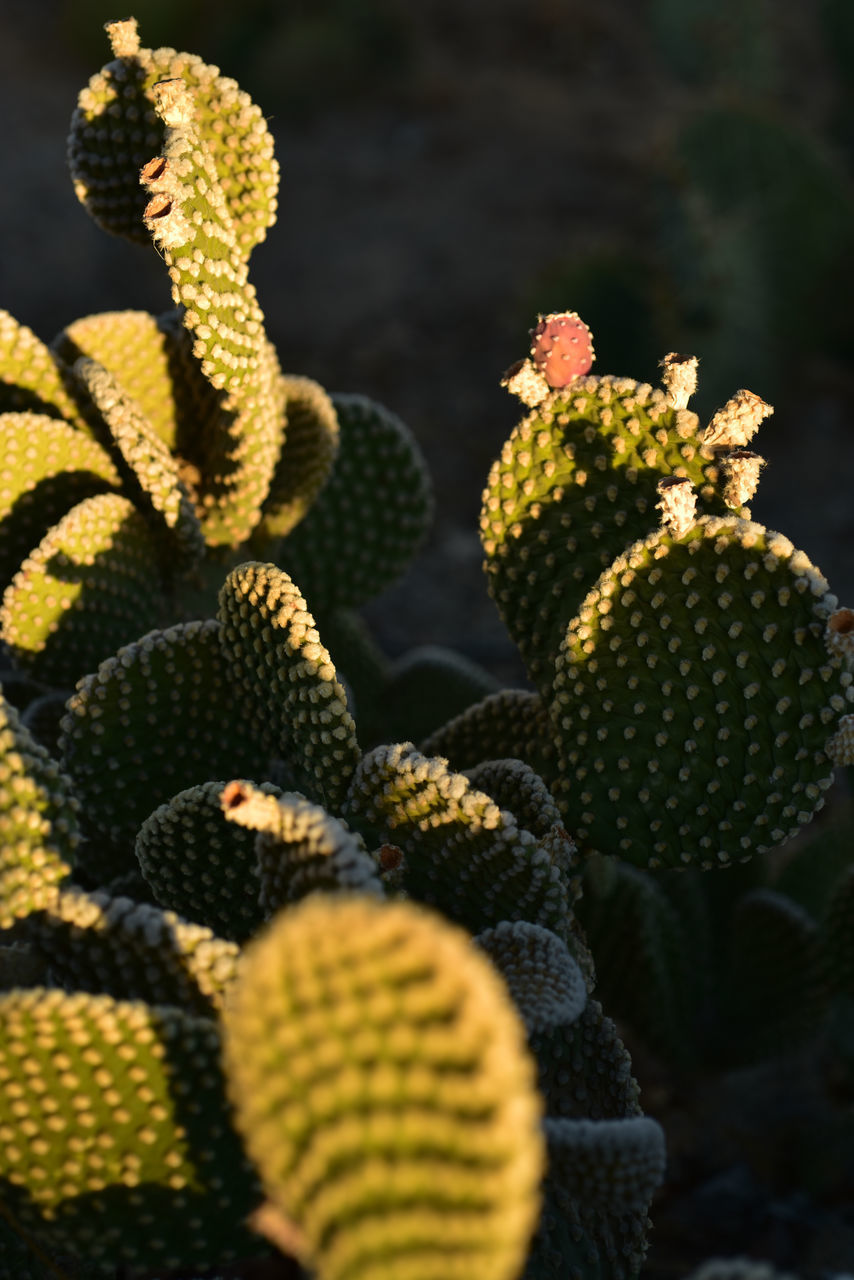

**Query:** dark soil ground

left=2, top=2, right=854, bottom=1276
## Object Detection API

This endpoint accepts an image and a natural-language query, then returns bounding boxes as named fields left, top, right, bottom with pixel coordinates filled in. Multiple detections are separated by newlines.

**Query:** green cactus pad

left=481, top=374, right=726, bottom=693
left=23, top=887, right=240, bottom=1016
left=256, top=374, right=340, bottom=541
left=134, top=779, right=282, bottom=942
left=345, top=742, right=571, bottom=940
left=68, top=17, right=278, bottom=253
left=222, top=894, right=544, bottom=1280
left=420, top=688, right=558, bottom=780
left=0, top=691, right=78, bottom=930
left=221, top=780, right=381, bottom=912
left=531, top=998, right=642, bottom=1122
left=475, top=921, right=588, bottom=1035
left=551, top=515, right=853, bottom=868
left=71, top=358, right=205, bottom=576
left=0, top=412, right=120, bottom=589
left=0, top=311, right=85, bottom=427
left=0, top=986, right=263, bottom=1275
left=217, top=562, right=361, bottom=812
left=278, top=393, right=433, bottom=612
left=52, top=310, right=185, bottom=450
left=0, top=493, right=168, bottom=688
left=58, top=618, right=274, bottom=872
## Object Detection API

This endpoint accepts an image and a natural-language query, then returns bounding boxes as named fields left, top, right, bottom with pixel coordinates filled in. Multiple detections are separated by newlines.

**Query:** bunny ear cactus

left=478, top=311, right=854, bottom=870
left=222, top=893, right=546, bottom=1280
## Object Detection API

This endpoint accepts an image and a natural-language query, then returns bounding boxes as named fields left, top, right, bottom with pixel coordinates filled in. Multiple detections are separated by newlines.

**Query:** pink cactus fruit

left=529, top=311, right=594, bottom=388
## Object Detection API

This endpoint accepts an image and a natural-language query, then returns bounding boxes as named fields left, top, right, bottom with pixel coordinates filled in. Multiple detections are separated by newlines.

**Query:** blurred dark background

left=2, top=0, right=854, bottom=677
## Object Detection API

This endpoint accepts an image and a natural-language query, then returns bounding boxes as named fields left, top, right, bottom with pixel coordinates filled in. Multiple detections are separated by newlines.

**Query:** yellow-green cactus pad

left=23, top=886, right=240, bottom=1016
left=257, top=374, right=340, bottom=541
left=0, top=311, right=85, bottom=427
left=0, top=987, right=264, bottom=1275
left=68, top=17, right=278, bottom=253
left=551, top=516, right=853, bottom=869
left=58, top=618, right=274, bottom=872
left=71, top=358, right=205, bottom=576
left=51, top=310, right=186, bottom=450
left=217, top=562, right=361, bottom=812
left=0, top=493, right=167, bottom=688
left=222, top=894, right=544, bottom=1280
left=221, top=780, right=381, bottom=912
left=0, top=413, right=120, bottom=589
left=481, top=372, right=727, bottom=694
left=0, top=691, right=78, bottom=930
left=134, top=779, right=283, bottom=942
left=278, top=393, right=433, bottom=612
left=345, top=742, right=571, bottom=941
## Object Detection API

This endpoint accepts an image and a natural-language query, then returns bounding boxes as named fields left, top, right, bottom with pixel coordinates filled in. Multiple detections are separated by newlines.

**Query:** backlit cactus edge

left=0, top=15, right=852, bottom=1280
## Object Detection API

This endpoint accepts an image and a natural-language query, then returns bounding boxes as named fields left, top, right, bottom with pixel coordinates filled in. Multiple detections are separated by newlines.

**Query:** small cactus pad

left=0, top=493, right=167, bottom=688
left=134, top=779, right=282, bottom=942
left=551, top=516, right=853, bottom=868
left=420, top=688, right=558, bottom=780
left=476, top=921, right=588, bottom=1034
left=217, top=562, right=360, bottom=812
left=481, top=370, right=727, bottom=694
left=68, top=18, right=279, bottom=252
left=0, top=411, right=120, bottom=590
left=530, top=312, right=595, bottom=388
left=0, top=987, right=263, bottom=1274
left=256, top=374, right=340, bottom=541
left=58, top=618, right=274, bottom=869
left=345, top=742, right=571, bottom=940
left=0, top=311, right=85, bottom=426
left=0, top=691, right=78, bottom=929
left=221, top=780, right=381, bottom=911
left=278, top=393, right=433, bottom=613
left=222, top=894, right=544, bottom=1280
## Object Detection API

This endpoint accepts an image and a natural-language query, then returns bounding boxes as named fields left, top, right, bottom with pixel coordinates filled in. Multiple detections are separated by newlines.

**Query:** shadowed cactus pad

left=0, top=987, right=264, bottom=1274
left=552, top=515, right=853, bottom=868
left=222, top=894, right=544, bottom=1280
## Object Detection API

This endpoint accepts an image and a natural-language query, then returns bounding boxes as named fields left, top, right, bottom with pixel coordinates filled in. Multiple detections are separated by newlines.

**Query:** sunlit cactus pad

left=223, top=893, right=545, bottom=1280
left=552, top=515, right=852, bottom=868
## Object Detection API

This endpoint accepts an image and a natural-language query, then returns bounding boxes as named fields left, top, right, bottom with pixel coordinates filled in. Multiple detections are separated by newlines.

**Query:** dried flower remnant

left=659, top=352, right=699, bottom=410
left=656, top=476, right=697, bottom=538
left=720, top=449, right=766, bottom=508
left=827, top=607, right=854, bottom=668
left=702, top=388, right=774, bottom=449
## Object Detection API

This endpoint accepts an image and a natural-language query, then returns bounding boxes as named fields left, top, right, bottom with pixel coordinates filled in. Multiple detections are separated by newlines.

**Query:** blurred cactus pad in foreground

left=1, top=12, right=854, bottom=1280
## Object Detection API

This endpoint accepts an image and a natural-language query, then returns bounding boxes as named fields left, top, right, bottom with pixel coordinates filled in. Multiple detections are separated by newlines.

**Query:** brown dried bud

left=152, top=78, right=195, bottom=128
left=827, top=607, right=854, bottom=667
left=105, top=17, right=140, bottom=59
left=500, top=357, right=551, bottom=408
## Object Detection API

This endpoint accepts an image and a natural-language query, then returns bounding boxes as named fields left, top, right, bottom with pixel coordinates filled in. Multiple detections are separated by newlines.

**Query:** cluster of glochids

left=474, top=310, right=854, bottom=871
left=0, top=15, right=432, bottom=698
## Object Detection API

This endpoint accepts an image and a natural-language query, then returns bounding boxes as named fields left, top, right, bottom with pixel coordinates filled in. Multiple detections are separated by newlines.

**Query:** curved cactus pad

left=0, top=493, right=167, bottom=687
left=345, top=742, right=571, bottom=940
left=0, top=987, right=263, bottom=1275
left=135, top=779, right=283, bottom=942
left=68, top=18, right=279, bottom=252
left=481, top=373, right=726, bottom=693
left=257, top=374, right=340, bottom=541
left=218, top=562, right=360, bottom=811
left=58, top=618, right=274, bottom=871
left=0, top=311, right=84, bottom=426
left=222, top=894, right=544, bottom=1280
left=552, top=516, right=852, bottom=868
left=0, top=691, right=78, bottom=929
left=0, top=412, right=120, bottom=588
left=476, top=921, right=588, bottom=1035
left=221, top=780, right=381, bottom=912
left=278, top=393, right=433, bottom=612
